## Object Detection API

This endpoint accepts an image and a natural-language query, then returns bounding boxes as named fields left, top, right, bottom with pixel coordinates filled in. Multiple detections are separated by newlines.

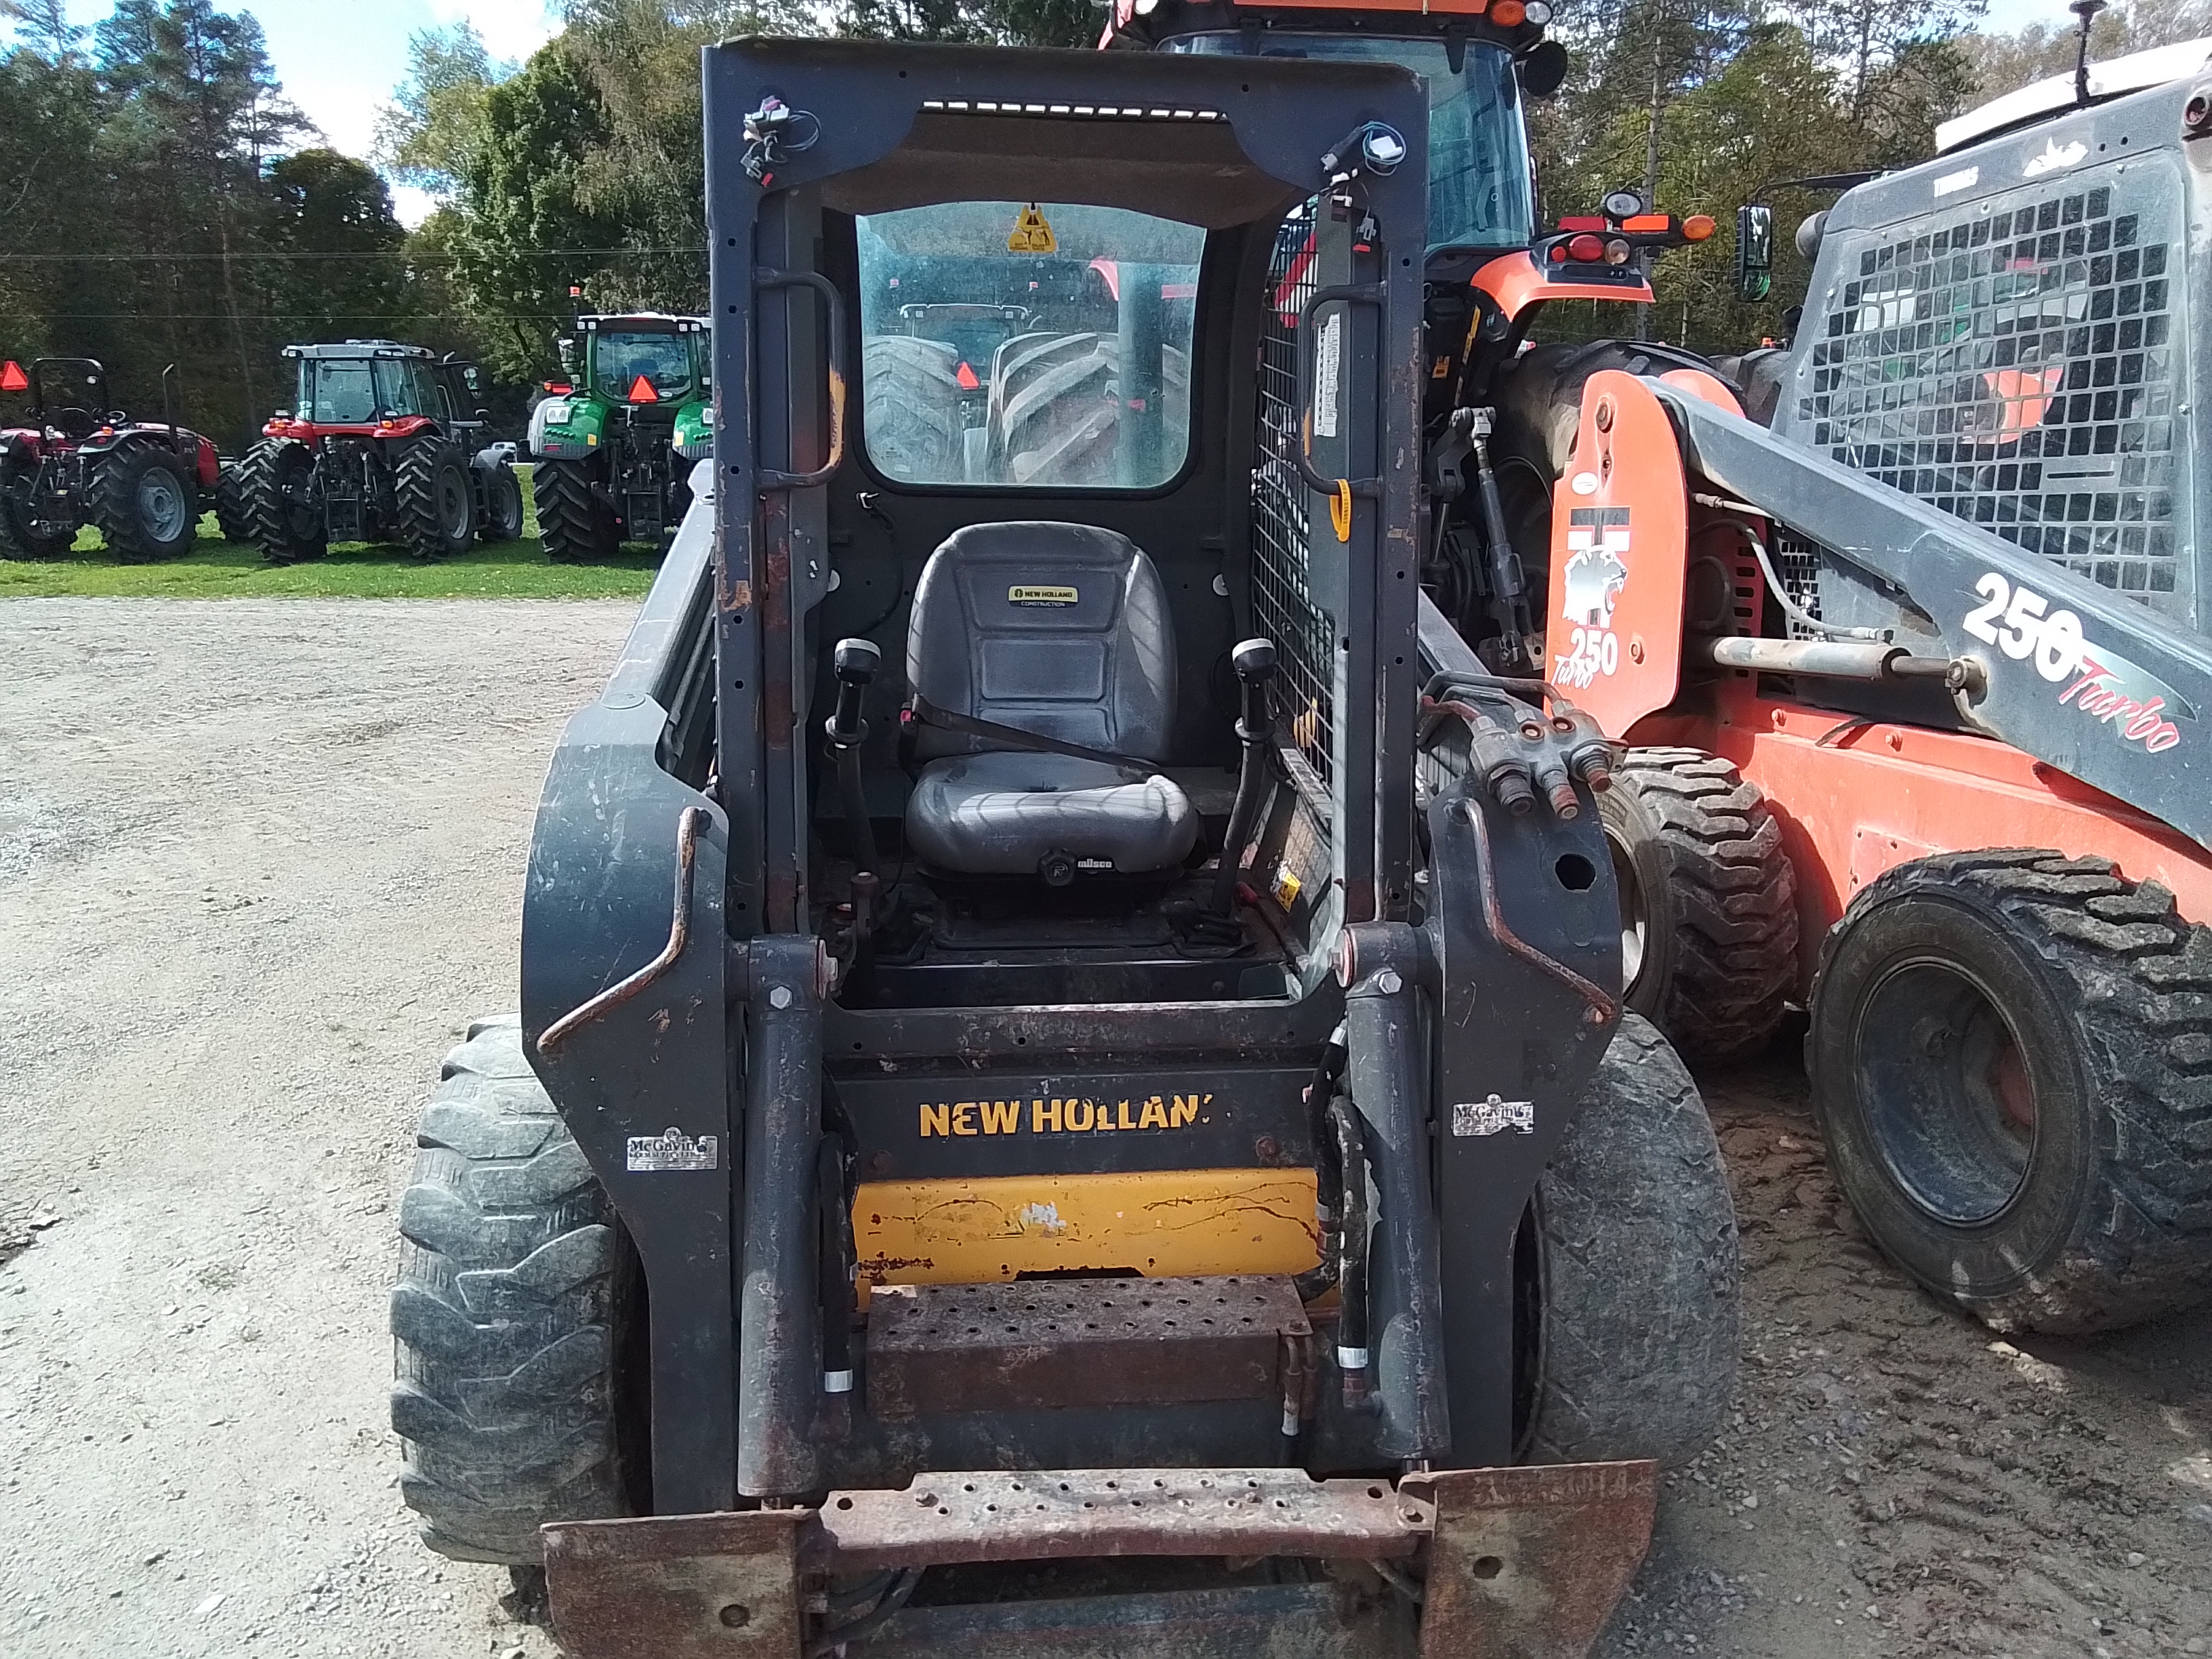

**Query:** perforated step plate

left=865, top=1274, right=1310, bottom=1420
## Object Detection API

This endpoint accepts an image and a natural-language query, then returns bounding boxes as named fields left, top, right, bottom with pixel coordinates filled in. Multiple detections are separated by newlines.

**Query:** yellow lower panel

left=853, top=1168, right=1320, bottom=1295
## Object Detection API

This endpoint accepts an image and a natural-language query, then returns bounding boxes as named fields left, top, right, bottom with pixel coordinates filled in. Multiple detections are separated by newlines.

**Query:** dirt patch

left=1600, top=1051, right=2212, bottom=1659
left=1, top=598, right=2206, bottom=1658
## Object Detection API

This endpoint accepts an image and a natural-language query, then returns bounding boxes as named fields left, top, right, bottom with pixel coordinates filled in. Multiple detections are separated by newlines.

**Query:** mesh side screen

left=1774, top=529, right=1825, bottom=638
left=1800, top=175, right=2186, bottom=617
left=1252, top=209, right=1334, bottom=787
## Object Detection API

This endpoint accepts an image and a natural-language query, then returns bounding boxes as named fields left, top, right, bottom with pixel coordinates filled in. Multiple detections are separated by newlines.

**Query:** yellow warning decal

left=1008, top=203, right=1057, bottom=254
left=1008, top=584, right=1078, bottom=606
left=1273, top=865, right=1303, bottom=909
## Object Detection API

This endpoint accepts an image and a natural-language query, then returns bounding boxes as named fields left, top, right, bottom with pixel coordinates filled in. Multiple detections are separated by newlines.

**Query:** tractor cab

left=529, top=313, right=711, bottom=558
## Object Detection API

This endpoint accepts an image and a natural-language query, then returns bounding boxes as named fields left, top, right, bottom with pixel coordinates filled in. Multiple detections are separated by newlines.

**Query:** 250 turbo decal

left=1963, top=571, right=2189, bottom=753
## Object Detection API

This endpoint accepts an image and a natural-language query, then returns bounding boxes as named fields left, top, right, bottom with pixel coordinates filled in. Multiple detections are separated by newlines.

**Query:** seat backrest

left=906, top=521, right=1177, bottom=762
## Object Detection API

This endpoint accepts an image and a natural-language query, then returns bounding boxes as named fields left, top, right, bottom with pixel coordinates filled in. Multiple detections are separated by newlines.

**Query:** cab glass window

left=595, top=331, right=695, bottom=400
left=855, top=201, right=1204, bottom=489
left=1173, top=35, right=1534, bottom=254
left=302, top=361, right=377, bottom=424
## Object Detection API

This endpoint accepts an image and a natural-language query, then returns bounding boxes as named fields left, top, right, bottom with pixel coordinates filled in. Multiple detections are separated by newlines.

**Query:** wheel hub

left=138, top=468, right=188, bottom=543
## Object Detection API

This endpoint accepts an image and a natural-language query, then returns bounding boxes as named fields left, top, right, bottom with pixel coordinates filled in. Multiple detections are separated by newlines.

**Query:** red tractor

left=236, top=340, right=524, bottom=563
left=0, top=357, right=219, bottom=562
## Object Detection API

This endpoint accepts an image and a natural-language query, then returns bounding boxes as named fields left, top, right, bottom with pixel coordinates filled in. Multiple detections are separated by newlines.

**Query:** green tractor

left=527, top=313, right=712, bottom=562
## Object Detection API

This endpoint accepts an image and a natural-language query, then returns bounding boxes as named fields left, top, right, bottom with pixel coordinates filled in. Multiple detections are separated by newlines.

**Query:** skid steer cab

left=387, top=38, right=1740, bottom=1659
left=237, top=340, right=524, bottom=564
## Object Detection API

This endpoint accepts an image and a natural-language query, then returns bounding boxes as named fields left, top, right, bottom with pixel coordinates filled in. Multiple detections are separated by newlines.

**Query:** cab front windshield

left=1173, top=35, right=1533, bottom=253
left=296, top=359, right=431, bottom=424
left=593, top=331, right=695, bottom=400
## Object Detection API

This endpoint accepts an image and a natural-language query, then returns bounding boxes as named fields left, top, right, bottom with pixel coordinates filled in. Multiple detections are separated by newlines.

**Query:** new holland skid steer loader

left=388, top=39, right=1741, bottom=1657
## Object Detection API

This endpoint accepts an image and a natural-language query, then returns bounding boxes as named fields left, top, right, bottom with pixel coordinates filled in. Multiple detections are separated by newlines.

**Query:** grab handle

left=754, top=268, right=848, bottom=490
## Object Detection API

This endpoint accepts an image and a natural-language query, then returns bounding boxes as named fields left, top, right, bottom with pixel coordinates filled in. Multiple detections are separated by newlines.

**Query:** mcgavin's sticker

left=1009, top=585, right=1078, bottom=606
left=628, top=1127, right=720, bottom=1171
left=1452, top=1095, right=1534, bottom=1137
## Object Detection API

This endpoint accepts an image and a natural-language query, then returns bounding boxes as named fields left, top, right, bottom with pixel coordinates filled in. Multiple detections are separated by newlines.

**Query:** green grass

left=0, top=466, right=661, bottom=600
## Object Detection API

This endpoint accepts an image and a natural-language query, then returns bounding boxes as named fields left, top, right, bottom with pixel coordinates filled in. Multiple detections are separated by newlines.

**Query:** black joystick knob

left=827, top=637, right=880, bottom=746
left=1231, top=637, right=1277, bottom=741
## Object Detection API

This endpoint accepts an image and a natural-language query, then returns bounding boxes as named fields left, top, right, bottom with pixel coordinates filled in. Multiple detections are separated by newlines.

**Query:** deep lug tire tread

left=1602, top=745, right=1799, bottom=1061
left=239, top=436, right=327, bottom=564
left=1809, top=849, right=2212, bottom=1332
left=533, top=459, right=617, bottom=563
left=390, top=1017, right=627, bottom=1564
left=393, top=438, right=474, bottom=562
left=89, top=439, right=197, bottom=562
left=1528, top=1013, right=1741, bottom=1467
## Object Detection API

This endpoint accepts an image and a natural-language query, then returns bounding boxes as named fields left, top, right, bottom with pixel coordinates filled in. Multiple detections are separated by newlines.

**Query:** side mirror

left=1517, top=40, right=1570, bottom=99
left=1736, top=205, right=1775, bottom=302
left=556, top=338, right=579, bottom=377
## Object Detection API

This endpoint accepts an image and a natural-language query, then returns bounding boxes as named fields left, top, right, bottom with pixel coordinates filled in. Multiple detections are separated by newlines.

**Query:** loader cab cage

left=707, top=37, right=1431, bottom=968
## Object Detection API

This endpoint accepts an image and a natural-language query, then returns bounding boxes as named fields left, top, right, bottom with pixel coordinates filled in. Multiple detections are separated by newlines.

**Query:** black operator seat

left=903, top=521, right=1197, bottom=880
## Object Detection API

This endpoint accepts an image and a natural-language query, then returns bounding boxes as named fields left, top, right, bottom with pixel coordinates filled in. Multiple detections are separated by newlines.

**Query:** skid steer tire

left=533, top=459, right=619, bottom=563
left=1524, top=1014, right=1740, bottom=1469
left=1808, top=850, right=2212, bottom=1335
left=89, top=440, right=198, bottom=562
left=1600, top=747, right=1798, bottom=1061
left=394, top=438, right=476, bottom=561
left=391, top=1017, right=634, bottom=1564
left=239, top=437, right=327, bottom=564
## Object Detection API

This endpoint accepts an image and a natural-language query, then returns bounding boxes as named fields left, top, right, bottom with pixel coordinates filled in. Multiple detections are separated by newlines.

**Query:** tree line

left=5, top=0, right=2211, bottom=453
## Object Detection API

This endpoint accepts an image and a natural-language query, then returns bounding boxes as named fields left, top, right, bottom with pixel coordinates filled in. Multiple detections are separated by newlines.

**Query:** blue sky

left=53, top=0, right=2074, bottom=226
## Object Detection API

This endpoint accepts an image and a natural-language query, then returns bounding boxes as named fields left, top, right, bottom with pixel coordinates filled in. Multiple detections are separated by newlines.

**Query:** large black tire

left=0, top=462, right=74, bottom=558
left=212, top=461, right=253, bottom=543
left=533, top=458, right=619, bottom=563
left=1599, top=747, right=1798, bottom=1061
left=238, top=436, right=328, bottom=564
left=477, top=461, right=525, bottom=542
left=394, top=437, right=476, bottom=561
left=864, top=335, right=966, bottom=482
left=1808, top=850, right=2212, bottom=1334
left=1490, top=339, right=1741, bottom=602
left=1523, top=1013, right=1740, bottom=1467
left=392, top=1017, right=635, bottom=1563
left=89, top=440, right=198, bottom=562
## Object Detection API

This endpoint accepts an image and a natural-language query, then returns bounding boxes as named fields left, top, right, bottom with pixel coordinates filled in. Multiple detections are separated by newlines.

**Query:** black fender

left=519, top=483, right=735, bottom=1515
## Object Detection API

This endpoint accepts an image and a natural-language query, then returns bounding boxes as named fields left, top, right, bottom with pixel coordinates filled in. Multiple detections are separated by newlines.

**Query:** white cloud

left=429, top=0, right=560, bottom=66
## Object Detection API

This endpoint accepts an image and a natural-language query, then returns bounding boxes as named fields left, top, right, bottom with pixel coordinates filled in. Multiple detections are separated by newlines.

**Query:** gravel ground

left=3, top=597, right=2209, bottom=1659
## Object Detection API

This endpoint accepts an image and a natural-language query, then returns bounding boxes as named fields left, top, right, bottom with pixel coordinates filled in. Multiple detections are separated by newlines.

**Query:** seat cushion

left=905, top=522, right=1177, bottom=763
left=905, top=753, right=1198, bottom=877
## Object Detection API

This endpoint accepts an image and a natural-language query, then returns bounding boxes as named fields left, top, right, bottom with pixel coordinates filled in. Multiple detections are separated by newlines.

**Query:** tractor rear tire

left=1600, top=747, right=1798, bottom=1061
left=1808, top=850, right=2212, bottom=1334
left=395, top=438, right=476, bottom=561
left=1491, top=339, right=1742, bottom=602
left=90, top=441, right=198, bottom=562
left=391, top=1017, right=636, bottom=1564
left=239, top=437, right=328, bottom=564
left=1523, top=1013, right=1740, bottom=1468
left=212, top=462, right=253, bottom=544
left=0, top=464, right=73, bottom=559
left=478, top=461, right=525, bottom=542
left=534, top=459, right=619, bottom=563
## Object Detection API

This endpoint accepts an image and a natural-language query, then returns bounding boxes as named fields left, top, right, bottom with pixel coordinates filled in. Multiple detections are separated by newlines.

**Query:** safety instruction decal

left=1008, top=203, right=1058, bottom=254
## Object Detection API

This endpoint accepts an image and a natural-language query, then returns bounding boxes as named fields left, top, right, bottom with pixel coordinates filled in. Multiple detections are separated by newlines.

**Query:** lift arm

left=1650, top=379, right=2212, bottom=852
